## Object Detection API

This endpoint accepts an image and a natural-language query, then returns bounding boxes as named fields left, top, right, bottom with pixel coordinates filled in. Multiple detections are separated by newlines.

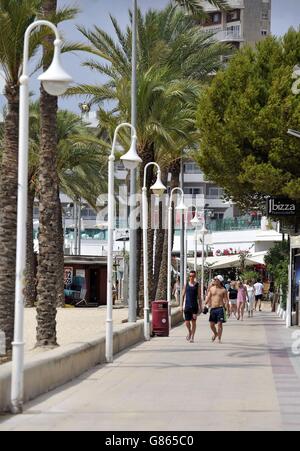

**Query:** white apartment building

left=183, top=0, right=272, bottom=222
left=200, top=0, right=271, bottom=48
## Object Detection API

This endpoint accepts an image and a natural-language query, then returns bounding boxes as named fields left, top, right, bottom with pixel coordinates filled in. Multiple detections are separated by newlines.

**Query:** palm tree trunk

left=152, top=168, right=168, bottom=300
left=170, top=160, right=181, bottom=248
left=36, top=0, right=59, bottom=348
left=136, top=144, right=155, bottom=317
left=56, top=191, right=65, bottom=308
left=0, top=84, right=19, bottom=353
left=155, top=160, right=181, bottom=301
left=25, top=188, right=36, bottom=307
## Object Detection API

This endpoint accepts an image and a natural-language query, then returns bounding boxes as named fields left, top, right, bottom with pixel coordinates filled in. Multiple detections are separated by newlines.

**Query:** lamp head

left=175, top=199, right=187, bottom=212
left=200, top=224, right=208, bottom=235
left=120, top=135, right=142, bottom=170
left=38, top=39, right=72, bottom=96
left=150, top=170, right=167, bottom=197
left=190, top=214, right=200, bottom=226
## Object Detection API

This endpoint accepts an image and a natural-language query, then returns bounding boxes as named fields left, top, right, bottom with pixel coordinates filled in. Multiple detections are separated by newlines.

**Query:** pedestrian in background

left=245, top=280, right=255, bottom=317
left=254, top=279, right=264, bottom=311
left=182, top=271, right=202, bottom=343
left=205, top=275, right=229, bottom=343
left=225, top=279, right=231, bottom=291
left=237, top=281, right=247, bottom=321
left=228, top=281, right=238, bottom=318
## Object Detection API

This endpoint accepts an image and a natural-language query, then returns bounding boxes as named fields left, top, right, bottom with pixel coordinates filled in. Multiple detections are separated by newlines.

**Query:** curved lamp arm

left=143, top=162, right=160, bottom=189
left=22, top=20, right=60, bottom=77
left=111, top=123, right=137, bottom=157
left=169, top=187, right=184, bottom=207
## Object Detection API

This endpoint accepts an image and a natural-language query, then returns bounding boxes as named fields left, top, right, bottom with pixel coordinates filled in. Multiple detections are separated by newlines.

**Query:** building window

left=226, top=9, right=240, bottom=23
left=81, top=207, right=97, bottom=219
left=208, top=187, right=224, bottom=199
left=184, top=187, right=204, bottom=196
left=261, top=30, right=268, bottom=36
left=212, top=12, right=222, bottom=24
left=262, top=12, right=269, bottom=20
left=184, top=163, right=202, bottom=174
left=214, top=212, right=224, bottom=220
left=203, top=12, right=222, bottom=27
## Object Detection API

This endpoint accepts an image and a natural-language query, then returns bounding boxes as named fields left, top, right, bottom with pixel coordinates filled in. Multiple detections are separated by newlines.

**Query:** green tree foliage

left=173, top=0, right=228, bottom=16
left=265, top=241, right=289, bottom=308
left=27, top=103, right=108, bottom=207
left=69, top=4, right=228, bottom=308
left=196, top=30, right=300, bottom=212
left=240, top=270, right=259, bottom=283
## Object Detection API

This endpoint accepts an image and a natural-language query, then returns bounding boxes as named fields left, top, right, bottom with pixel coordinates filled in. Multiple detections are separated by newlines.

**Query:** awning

left=184, top=251, right=267, bottom=270
left=245, top=252, right=267, bottom=266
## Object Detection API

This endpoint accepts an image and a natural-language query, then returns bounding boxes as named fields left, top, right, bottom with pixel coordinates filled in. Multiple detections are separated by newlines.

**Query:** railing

left=208, top=218, right=261, bottom=232
left=204, top=26, right=244, bottom=42
left=34, top=219, right=262, bottom=242
left=174, top=218, right=261, bottom=235
left=217, top=28, right=244, bottom=42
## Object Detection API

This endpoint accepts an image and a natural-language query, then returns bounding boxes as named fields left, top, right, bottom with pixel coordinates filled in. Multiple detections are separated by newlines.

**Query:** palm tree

left=0, top=0, right=45, bottom=353
left=54, top=110, right=107, bottom=309
left=69, top=5, right=227, bottom=313
left=24, top=104, right=107, bottom=309
left=35, top=0, right=86, bottom=347
left=173, top=0, right=228, bottom=16
left=0, top=0, right=83, bottom=351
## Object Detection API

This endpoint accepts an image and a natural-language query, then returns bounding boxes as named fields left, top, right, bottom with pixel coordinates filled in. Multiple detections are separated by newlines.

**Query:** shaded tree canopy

left=195, top=29, right=300, bottom=213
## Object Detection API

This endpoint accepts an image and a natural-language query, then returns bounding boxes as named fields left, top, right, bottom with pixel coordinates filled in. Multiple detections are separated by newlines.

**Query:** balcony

left=218, top=31, right=244, bottom=43
left=184, top=173, right=205, bottom=183
left=216, top=27, right=244, bottom=42
left=204, top=25, right=244, bottom=43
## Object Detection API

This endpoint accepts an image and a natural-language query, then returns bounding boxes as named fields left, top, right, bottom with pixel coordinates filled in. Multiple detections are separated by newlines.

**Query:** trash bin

left=152, top=300, right=169, bottom=337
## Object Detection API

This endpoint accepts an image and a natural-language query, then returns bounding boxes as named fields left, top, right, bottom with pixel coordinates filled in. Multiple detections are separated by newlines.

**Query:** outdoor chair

left=75, top=288, right=87, bottom=307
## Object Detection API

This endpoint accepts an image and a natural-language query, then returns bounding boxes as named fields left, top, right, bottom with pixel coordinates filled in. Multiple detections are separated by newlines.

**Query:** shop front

left=289, top=236, right=300, bottom=327
left=64, top=256, right=107, bottom=306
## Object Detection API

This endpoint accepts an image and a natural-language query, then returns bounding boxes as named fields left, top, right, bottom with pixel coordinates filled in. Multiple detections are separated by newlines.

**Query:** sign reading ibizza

left=267, top=198, right=296, bottom=216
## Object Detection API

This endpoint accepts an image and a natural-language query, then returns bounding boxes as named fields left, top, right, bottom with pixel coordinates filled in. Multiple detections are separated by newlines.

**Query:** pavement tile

left=1, top=312, right=299, bottom=431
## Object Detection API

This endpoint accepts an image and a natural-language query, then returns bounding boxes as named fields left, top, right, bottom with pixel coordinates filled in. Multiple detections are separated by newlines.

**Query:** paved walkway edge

left=0, top=308, right=183, bottom=413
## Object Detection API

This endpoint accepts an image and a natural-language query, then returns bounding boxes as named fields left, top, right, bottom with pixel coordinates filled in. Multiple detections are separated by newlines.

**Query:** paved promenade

left=1, top=312, right=300, bottom=431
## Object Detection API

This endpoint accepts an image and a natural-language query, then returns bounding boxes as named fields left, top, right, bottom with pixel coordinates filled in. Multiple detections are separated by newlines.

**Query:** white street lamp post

left=200, top=222, right=208, bottom=305
left=191, top=212, right=200, bottom=274
left=106, top=123, right=142, bottom=363
left=142, top=163, right=166, bottom=340
left=167, top=188, right=186, bottom=332
left=129, top=0, right=138, bottom=323
left=11, top=20, right=73, bottom=414
left=184, top=213, right=187, bottom=287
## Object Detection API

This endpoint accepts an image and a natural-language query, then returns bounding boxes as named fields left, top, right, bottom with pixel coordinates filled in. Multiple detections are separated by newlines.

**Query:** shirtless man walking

left=205, top=275, right=229, bottom=343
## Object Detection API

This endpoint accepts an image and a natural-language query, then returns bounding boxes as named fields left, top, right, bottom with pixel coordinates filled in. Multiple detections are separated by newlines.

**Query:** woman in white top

left=245, top=280, right=255, bottom=317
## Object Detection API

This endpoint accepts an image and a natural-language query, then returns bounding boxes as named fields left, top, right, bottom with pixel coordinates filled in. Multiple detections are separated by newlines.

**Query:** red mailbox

left=152, top=300, right=169, bottom=337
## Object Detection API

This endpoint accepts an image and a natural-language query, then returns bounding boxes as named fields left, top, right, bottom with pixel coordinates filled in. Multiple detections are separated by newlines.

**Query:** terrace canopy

left=185, top=251, right=267, bottom=270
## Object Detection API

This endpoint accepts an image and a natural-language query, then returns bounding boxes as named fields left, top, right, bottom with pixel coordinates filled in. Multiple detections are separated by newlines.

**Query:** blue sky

left=56, top=0, right=300, bottom=112
left=1, top=0, right=300, bottom=112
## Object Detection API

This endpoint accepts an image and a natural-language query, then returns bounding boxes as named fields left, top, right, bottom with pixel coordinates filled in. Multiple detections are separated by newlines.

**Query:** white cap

left=215, top=275, right=224, bottom=283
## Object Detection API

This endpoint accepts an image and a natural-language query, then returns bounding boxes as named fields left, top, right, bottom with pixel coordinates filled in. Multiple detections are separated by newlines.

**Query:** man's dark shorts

left=184, top=306, right=199, bottom=321
left=209, top=307, right=225, bottom=324
left=255, top=294, right=263, bottom=301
